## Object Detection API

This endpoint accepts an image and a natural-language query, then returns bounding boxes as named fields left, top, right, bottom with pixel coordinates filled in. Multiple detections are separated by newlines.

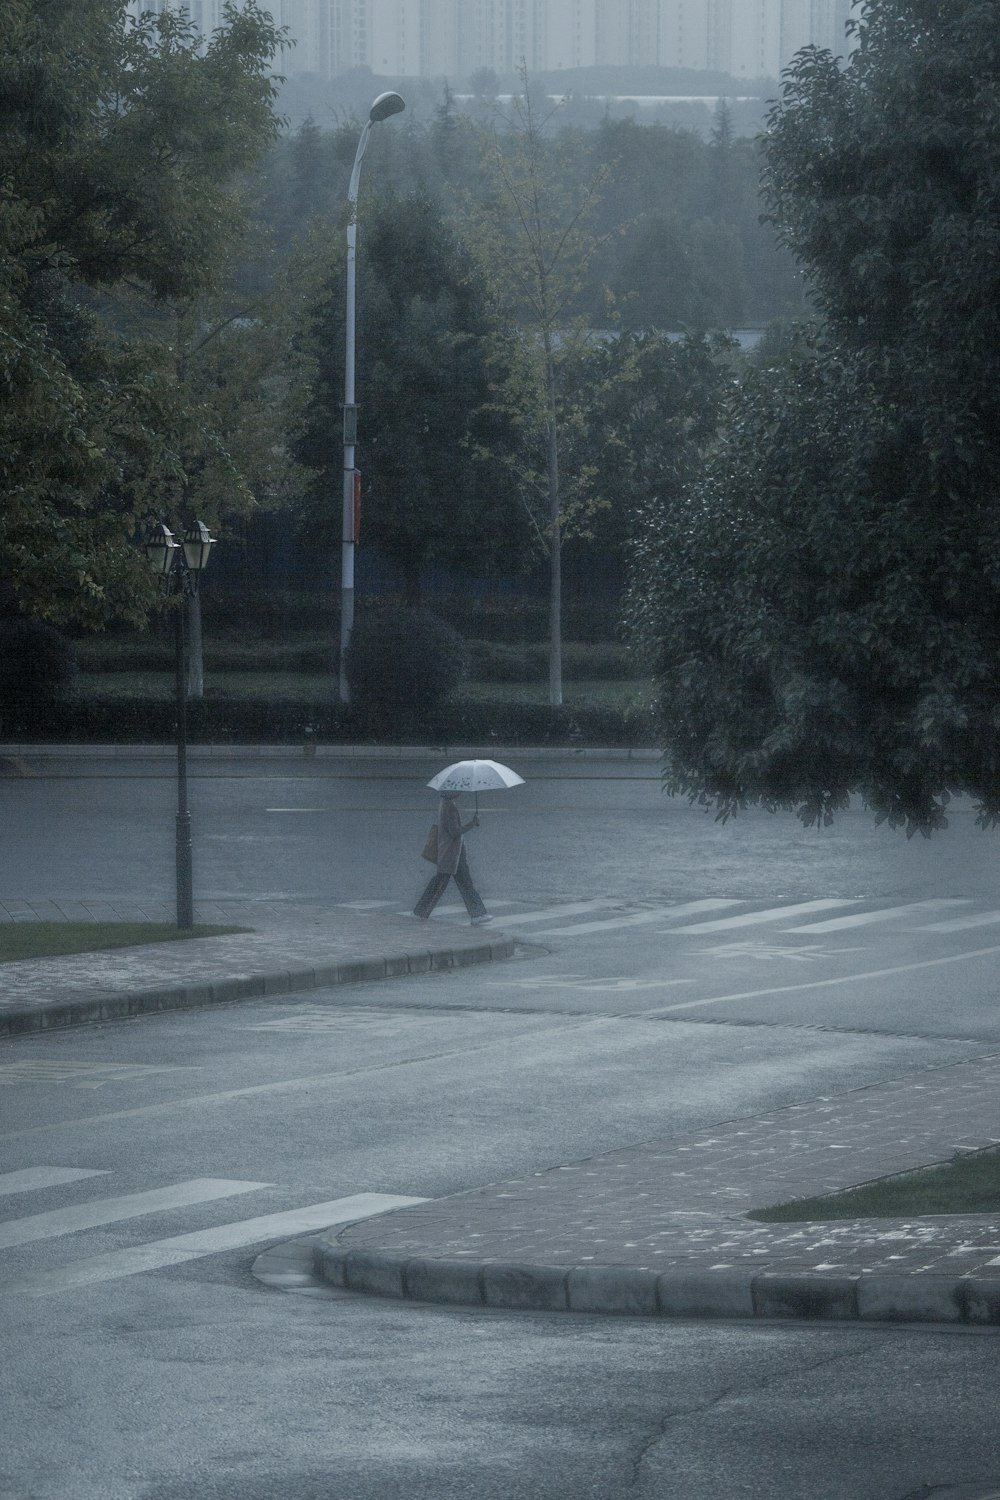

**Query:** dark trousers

left=414, top=849, right=487, bottom=920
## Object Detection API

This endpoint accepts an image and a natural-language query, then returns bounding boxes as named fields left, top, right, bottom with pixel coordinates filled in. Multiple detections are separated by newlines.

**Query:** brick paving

left=329, top=1049, right=1000, bottom=1286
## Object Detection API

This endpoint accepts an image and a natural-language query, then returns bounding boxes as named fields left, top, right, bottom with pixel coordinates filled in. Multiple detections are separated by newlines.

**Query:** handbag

left=421, top=822, right=439, bottom=863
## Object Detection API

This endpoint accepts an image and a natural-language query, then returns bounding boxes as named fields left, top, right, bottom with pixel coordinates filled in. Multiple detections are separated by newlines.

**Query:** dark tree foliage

left=558, top=330, right=735, bottom=559
left=628, top=0, right=1000, bottom=835
left=293, top=190, right=530, bottom=604
left=0, top=0, right=283, bottom=628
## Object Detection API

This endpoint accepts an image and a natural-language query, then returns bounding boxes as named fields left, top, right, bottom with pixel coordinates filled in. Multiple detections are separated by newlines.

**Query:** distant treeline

left=249, top=99, right=804, bottom=332
left=275, top=65, right=776, bottom=137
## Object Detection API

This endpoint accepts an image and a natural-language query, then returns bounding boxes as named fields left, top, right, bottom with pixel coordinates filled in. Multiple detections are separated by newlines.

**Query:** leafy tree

left=558, top=330, right=735, bottom=561
left=466, top=74, right=614, bottom=703
left=628, top=0, right=1000, bottom=835
left=292, top=189, right=528, bottom=606
left=0, top=0, right=284, bottom=630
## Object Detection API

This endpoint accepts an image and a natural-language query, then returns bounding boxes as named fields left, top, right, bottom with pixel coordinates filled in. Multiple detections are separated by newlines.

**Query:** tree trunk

left=546, top=354, right=563, bottom=708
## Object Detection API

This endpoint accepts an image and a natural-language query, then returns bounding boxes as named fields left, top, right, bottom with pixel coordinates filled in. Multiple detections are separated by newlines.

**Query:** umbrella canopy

left=427, top=759, right=525, bottom=793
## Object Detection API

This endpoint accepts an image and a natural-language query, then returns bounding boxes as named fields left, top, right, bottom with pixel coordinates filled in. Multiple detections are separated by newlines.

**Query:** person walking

left=414, top=792, right=492, bottom=924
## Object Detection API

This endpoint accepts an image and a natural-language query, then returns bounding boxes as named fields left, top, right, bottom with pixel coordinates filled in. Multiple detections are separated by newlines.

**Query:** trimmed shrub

left=345, top=608, right=467, bottom=734
left=0, top=619, right=77, bottom=713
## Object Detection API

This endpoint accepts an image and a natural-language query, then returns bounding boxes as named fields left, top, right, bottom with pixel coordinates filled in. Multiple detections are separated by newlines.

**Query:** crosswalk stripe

left=494, top=900, right=621, bottom=927
left=422, top=900, right=520, bottom=916
left=0, top=1178, right=269, bottom=1251
left=0, top=1167, right=110, bottom=1198
left=922, top=910, right=1000, bottom=933
left=785, top=899, right=970, bottom=933
left=667, top=899, right=861, bottom=934
left=532, top=899, right=743, bottom=937
left=1, top=1193, right=428, bottom=1297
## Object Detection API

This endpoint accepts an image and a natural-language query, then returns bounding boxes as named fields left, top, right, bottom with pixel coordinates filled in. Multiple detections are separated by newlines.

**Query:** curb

left=1, top=743, right=660, bottom=763
left=0, top=933, right=515, bottom=1038
left=311, top=1240, right=1000, bottom=1327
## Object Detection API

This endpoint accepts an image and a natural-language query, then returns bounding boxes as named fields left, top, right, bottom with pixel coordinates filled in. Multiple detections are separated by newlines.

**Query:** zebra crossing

left=361, top=894, right=1000, bottom=942
left=0, top=1167, right=426, bottom=1298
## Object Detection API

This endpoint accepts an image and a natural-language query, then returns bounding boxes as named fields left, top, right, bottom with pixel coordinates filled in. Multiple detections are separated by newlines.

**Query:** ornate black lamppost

left=144, top=520, right=216, bottom=929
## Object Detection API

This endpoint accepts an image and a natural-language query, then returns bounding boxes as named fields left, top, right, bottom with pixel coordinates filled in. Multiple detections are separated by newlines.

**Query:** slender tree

left=467, top=70, right=612, bottom=704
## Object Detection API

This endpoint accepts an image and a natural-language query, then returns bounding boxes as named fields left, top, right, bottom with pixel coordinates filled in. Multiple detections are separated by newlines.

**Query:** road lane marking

left=0, top=1020, right=601, bottom=1142
left=0, top=1168, right=111, bottom=1197
left=335, top=901, right=397, bottom=910
left=1, top=1193, right=428, bottom=1296
left=668, top=899, right=861, bottom=934
left=498, top=976, right=693, bottom=993
left=532, top=899, right=742, bottom=936
left=785, top=899, right=971, bottom=932
left=696, top=941, right=868, bottom=964
left=0, top=1061, right=200, bottom=1088
left=0, top=1178, right=270, bottom=1250
left=642, top=942, right=1000, bottom=1017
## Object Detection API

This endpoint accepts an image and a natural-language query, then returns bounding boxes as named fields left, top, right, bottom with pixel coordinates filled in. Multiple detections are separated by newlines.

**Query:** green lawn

left=748, top=1147, right=1000, bottom=1221
left=0, top=922, right=249, bottom=963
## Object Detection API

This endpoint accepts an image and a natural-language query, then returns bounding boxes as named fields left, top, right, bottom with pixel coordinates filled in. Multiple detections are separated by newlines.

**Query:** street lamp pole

left=339, top=90, right=405, bottom=704
left=145, top=520, right=216, bottom=929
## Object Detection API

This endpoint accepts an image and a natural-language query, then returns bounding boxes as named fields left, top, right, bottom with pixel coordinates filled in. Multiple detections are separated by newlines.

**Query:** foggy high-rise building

left=124, top=0, right=859, bottom=79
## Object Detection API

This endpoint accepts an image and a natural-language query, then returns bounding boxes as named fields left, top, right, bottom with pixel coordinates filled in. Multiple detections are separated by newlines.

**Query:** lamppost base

left=176, top=811, right=194, bottom=930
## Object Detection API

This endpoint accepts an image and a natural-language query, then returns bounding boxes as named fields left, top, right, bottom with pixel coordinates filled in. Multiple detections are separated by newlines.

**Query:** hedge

left=191, top=589, right=623, bottom=645
left=1, top=693, right=656, bottom=749
left=75, top=637, right=637, bottom=682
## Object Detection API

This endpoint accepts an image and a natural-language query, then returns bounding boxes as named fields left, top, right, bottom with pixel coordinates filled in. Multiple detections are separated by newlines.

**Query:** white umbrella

left=427, top=759, right=525, bottom=793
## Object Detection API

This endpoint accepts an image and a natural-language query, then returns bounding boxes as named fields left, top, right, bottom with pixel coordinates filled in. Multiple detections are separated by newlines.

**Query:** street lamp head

left=369, top=91, right=405, bottom=123
left=181, top=519, right=216, bottom=576
left=144, top=522, right=179, bottom=578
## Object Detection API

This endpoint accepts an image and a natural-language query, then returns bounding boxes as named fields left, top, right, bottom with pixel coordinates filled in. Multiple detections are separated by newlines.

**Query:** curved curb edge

left=312, top=1239, right=1000, bottom=1326
left=0, top=934, right=516, bottom=1037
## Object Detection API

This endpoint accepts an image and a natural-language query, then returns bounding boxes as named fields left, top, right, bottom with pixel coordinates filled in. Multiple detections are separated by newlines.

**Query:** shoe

left=471, top=914, right=493, bottom=926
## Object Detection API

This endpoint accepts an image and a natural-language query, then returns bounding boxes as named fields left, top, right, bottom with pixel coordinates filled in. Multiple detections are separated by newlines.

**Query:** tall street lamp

left=145, top=519, right=216, bottom=929
left=339, top=89, right=405, bottom=704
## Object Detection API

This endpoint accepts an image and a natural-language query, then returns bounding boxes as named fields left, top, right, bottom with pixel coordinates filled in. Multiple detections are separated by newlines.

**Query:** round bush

left=344, top=608, right=466, bottom=727
left=0, top=618, right=77, bottom=706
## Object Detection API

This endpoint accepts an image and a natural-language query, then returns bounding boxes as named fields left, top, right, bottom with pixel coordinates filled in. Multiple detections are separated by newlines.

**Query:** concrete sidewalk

left=0, top=900, right=514, bottom=1037
left=314, top=1048, right=1000, bottom=1327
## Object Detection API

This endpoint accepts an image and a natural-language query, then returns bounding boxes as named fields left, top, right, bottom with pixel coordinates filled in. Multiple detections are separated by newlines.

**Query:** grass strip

left=0, top=922, right=249, bottom=963
left=748, top=1146, right=1000, bottom=1221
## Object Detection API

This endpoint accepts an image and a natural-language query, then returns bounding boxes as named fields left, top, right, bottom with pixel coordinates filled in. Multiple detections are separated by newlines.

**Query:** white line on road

left=0, top=1178, right=270, bottom=1251
left=0, top=1021, right=600, bottom=1143
left=0, top=1167, right=110, bottom=1197
left=667, top=899, right=861, bottom=934
left=491, top=900, right=622, bottom=927
left=532, top=899, right=742, bottom=936
left=1, top=1193, right=428, bottom=1296
left=419, top=900, right=520, bottom=916
left=642, top=943, right=1000, bottom=1017
left=922, top=911, right=1000, bottom=932
left=784, top=899, right=971, bottom=933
